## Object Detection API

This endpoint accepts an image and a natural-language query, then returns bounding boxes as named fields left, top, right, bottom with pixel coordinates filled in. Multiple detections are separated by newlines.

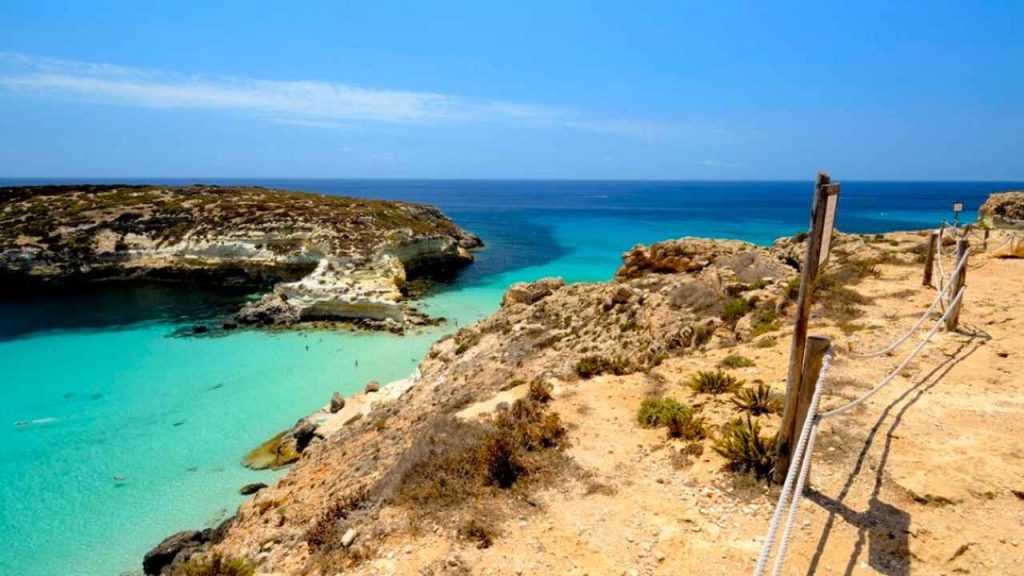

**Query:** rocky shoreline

left=0, top=184, right=482, bottom=330
left=138, top=214, right=1024, bottom=575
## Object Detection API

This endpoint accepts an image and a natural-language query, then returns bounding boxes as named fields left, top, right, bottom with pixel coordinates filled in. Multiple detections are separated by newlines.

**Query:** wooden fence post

left=922, top=231, right=937, bottom=287
left=983, top=229, right=989, bottom=251
left=775, top=171, right=840, bottom=483
left=777, top=336, right=831, bottom=483
left=945, top=238, right=969, bottom=331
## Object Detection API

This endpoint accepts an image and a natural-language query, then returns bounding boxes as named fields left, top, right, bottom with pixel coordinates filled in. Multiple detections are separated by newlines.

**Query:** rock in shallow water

left=142, top=518, right=235, bottom=574
left=239, top=482, right=268, bottom=495
left=243, top=418, right=318, bottom=470
left=330, top=391, right=346, bottom=413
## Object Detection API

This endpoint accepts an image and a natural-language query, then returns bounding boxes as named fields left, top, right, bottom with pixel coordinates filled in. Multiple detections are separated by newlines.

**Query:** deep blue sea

left=0, top=179, right=1018, bottom=575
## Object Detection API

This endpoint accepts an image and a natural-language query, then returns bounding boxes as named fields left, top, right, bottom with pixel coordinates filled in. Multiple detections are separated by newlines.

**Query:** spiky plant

left=689, top=370, right=743, bottom=394
left=731, top=381, right=782, bottom=416
left=664, top=409, right=707, bottom=441
left=712, top=415, right=776, bottom=479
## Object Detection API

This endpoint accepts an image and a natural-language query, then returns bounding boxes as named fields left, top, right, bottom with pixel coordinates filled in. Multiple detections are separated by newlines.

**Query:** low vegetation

left=719, top=354, right=755, bottom=369
left=305, top=394, right=569, bottom=565
left=748, top=308, right=780, bottom=338
left=721, top=297, right=752, bottom=323
left=689, top=370, right=743, bottom=394
left=575, top=355, right=632, bottom=379
left=637, top=397, right=706, bottom=440
left=174, top=553, right=254, bottom=576
left=713, top=416, right=776, bottom=480
left=731, top=381, right=782, bottom=416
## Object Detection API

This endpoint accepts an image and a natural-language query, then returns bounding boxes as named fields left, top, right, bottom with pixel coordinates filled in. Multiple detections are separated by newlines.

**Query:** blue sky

left=0, top=1, right=1020, bottom=180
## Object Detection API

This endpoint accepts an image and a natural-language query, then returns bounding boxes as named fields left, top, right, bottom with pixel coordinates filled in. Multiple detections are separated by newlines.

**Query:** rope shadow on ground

left=803, top=335, right=984, bottom=576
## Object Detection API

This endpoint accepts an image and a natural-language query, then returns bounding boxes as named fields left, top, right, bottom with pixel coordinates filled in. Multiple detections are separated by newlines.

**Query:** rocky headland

left=0, top=184, right=481, bottom=329
left=978, top=190, right=1024, bottom=229
left=141, top=209, right=1024, bottom=575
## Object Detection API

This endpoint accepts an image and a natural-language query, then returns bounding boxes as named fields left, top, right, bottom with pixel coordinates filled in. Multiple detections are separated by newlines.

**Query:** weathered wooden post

left=775, top=172, right=840, bottom=483
left=945, top=238, right=969, bottom=331
left=922, top=231, right=937, bottom=287
left=983, top=229, right=990, bottom=251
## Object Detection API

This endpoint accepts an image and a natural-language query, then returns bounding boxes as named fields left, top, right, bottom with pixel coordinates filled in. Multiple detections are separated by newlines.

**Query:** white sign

left=953, top=201, right=964, bottom=213
left=818, top=184, right=840, bottom=265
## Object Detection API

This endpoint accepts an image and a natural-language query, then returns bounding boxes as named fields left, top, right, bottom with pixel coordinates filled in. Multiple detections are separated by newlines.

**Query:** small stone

left=341, top=528, right=358, bottom=547
left=365, top=381, right=381, bottom=393
left=330, top=391, right=345, bottom=413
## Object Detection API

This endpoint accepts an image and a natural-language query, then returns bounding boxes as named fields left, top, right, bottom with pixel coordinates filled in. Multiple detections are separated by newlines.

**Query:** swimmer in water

left=113, top=475, right=126, bottom=482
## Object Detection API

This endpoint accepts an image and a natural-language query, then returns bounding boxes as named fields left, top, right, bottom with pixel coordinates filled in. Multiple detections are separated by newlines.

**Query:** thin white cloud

left=0, top=53, right=593, bottom=128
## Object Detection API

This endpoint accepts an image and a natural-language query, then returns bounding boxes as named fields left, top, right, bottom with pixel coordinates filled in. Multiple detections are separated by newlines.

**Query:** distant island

left=0, top=184, right=482, bottom=331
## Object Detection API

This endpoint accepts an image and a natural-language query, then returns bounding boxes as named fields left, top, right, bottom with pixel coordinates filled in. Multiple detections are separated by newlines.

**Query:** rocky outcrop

left=978, top=191, right=1024, bottom=229
left=143, top=518, right=234, bottom=575
left=617, top=237, right=792, bottom=281
left=0, top=184, right=481, bottom=327
left=242, top=418, right=320, bottom=470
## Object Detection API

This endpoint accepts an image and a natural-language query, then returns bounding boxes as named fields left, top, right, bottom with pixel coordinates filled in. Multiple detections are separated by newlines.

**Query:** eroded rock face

left=978, top=191, right=1024, bottom=229
left=501, top=277, right=566, bottom=308
left=616, top=238, right=790, bottom=281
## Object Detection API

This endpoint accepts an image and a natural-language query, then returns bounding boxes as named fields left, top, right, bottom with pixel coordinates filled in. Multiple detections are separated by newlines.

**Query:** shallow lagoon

left=0, top=179, right=1010, bottom=575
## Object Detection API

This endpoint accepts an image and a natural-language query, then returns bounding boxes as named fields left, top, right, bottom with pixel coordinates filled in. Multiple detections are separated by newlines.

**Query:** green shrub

left=749, top=308, right=779, bottom=338
left=731, top=381, right=782, bottom=416
left=665, top=409, right=707, bottom=441
left=175, top=553, right=254, bottom=576
left=754, top=336, right=777, bottom=348
left=721, top=297, right=751, bottom=323
left=786, top=277, right=802, bottom=300
left=693, top=325, right=716, bottom=348
left=689, top=370, right=743, bottom=394
left=712, top=416, right=776, bottom=479
left=637, top=397, right=688, bottom=428
left=575, top=355, right=631, bottom=379
left=637, top=397, right=705, bottom=440
left=719, top=355, right=755, bottom=369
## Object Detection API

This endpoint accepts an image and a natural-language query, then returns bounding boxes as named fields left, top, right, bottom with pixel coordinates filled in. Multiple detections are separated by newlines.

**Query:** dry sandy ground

left=340, top=233, right=1023, bottom=576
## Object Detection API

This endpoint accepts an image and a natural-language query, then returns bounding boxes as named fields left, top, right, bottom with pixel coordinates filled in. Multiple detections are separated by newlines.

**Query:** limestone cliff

left=978, top=191, right=1024, bottom=229
left=0, top=184, right=481, bottom=326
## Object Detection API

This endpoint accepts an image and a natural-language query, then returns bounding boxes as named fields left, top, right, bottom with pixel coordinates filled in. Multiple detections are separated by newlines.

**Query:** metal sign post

left=952, top=201, right=964, bottom=226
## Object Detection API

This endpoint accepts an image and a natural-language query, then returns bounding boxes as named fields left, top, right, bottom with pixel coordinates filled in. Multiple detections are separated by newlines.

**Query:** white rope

left=771, top=417, right=823, bottom=576
left=848, top=249, right=969, bottom=358
left=753, top=351, right=833, bottom=576
left=820, top=287, right=964, bottom=420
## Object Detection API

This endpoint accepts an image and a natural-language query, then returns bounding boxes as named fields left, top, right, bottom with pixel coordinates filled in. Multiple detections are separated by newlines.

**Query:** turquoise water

left=0, top=179, right=1018, bottom=575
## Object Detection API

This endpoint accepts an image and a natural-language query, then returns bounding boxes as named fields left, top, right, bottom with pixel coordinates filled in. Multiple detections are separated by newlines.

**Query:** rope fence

left=753, top=219, right=981, bottom=575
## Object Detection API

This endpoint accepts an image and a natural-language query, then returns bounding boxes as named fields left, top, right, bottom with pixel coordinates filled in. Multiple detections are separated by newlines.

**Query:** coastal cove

left=0, top=179, right=1017, bottom=576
